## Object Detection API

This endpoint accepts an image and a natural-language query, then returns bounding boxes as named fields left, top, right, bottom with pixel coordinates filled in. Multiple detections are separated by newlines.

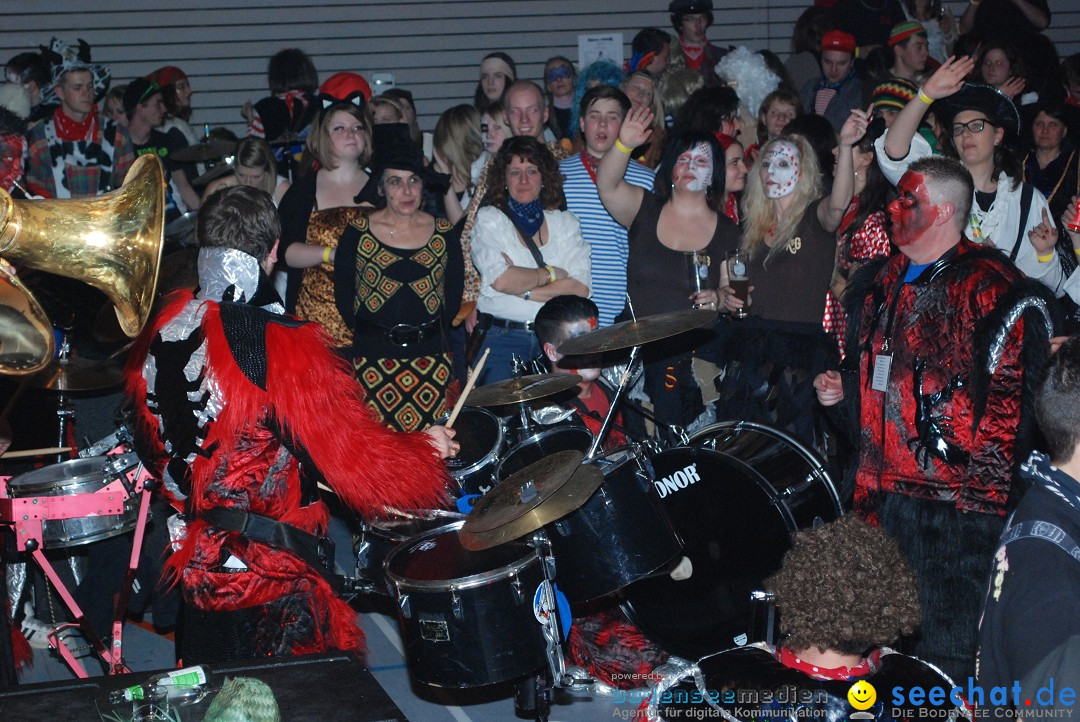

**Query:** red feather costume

left=126, top=247, right=447, bottom=659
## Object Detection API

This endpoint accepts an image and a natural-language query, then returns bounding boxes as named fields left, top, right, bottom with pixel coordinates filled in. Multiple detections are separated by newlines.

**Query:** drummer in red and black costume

left=534, top=295, right=634, bottom=450
left=126, top=185, right=458, bottom=664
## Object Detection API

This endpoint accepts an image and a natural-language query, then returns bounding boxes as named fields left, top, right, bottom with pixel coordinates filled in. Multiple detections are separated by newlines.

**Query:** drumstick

left=446, top=348, right=489, bottom=429
left=1, top=446, right=73, bottom=459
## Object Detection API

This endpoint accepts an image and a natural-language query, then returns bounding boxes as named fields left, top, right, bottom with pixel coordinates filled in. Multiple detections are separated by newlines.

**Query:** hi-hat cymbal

left=465, top=373, right=583, bottom=407
left=267, top=131, right=305, bottom=148
left=171, top=139, right=237, bottom=163
left=460, top=458, right=604, bottom=551
left=557, top=308, right=718, bottom=356
left=27, top=356, right=124, bottom=393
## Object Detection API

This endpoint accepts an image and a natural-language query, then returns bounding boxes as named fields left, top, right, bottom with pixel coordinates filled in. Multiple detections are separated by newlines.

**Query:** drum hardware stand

left=53, top=332, right=77, bottom=465
left=517, top=529, right=599, bottom=722
left=0, top=450, right=155, bottom=678
left=749, top=590, right=777, bottom=645
left=584, top=344, right=643, bottom=461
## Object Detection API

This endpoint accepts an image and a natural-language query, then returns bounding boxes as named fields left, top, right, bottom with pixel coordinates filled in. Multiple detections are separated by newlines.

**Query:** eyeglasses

left=545, top=66, right=573, bottom=82
left=951, top=118, right=992, bottom=137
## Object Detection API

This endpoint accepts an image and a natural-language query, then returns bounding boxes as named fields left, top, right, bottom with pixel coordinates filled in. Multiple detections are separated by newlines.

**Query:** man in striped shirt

left=560, top=86, right=655, bottom=327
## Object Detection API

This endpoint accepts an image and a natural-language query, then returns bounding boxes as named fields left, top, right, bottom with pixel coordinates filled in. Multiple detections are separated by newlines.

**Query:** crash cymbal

left=27, top=356, right=124, bottom=393
left=460, top=459, right=604, bottom=551
left=557, top=308, right=718, bottom=356
left=465, top=373, right=583, bottom=407
left=190, top=162, right=234, bottom=187
left=171, top=139, right=236, bottom=163
left=462, top=450, right=583, bottom=533
left=165, top=210, right=198, bottom=247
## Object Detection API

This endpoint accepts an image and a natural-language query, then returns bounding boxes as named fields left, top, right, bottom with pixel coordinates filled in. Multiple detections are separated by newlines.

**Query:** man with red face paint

left=814, top=156, right=1055, bottom=684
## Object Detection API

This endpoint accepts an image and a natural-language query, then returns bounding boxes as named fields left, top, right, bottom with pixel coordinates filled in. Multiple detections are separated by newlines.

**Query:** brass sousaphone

left=0, top=154, right=166, bottom=374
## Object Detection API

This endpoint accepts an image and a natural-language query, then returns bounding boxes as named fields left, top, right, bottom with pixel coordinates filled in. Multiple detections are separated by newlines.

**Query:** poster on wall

left=578, top=33, right=623, bottom=69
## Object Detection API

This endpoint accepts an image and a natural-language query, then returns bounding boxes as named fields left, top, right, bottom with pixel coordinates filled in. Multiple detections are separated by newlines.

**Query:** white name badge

left=871, top=354, right=892, bottom=392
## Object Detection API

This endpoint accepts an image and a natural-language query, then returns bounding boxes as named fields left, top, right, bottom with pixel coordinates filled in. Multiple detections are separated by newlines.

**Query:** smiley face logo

left=848, top=680, right=876, bottom=710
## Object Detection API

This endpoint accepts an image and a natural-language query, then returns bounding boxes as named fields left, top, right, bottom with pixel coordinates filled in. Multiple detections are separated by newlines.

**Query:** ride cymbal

left=557, top=308, right=718, bottom=356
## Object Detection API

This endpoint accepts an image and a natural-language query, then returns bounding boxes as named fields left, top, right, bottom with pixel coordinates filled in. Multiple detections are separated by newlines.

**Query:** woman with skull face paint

left=597, top=106, right=741, bottom=432
left=717, top=108, right=868, bottom=446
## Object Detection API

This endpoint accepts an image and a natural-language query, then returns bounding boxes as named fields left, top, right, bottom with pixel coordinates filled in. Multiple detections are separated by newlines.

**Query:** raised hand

left=619, top=106, right=655, bottom=149
left=1027, top=207, right=1057, bottom=254
left=998, top=76, right=1026, bottom=100
left=923, top=56, right=976, bottom=100
left=839, top=107, right=871, bottom=147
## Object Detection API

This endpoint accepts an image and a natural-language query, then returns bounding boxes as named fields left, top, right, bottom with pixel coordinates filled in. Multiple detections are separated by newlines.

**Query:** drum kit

left=351, top=309, right=844, bottom=718
left=0, top=426, right=155, bottom=678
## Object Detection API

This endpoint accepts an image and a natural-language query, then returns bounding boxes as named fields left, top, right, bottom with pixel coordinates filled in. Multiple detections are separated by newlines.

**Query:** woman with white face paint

left=597, top=106, right=741, bottom=432
left=717, top=108, right=867, bottom=448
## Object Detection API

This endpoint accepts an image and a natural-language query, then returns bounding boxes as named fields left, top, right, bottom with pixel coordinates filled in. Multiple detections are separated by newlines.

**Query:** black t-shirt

left=133, top=128, right=183, bottom=218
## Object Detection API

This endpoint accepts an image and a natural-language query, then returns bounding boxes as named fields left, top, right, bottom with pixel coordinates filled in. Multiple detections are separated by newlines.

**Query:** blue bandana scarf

left=507, top=196, right=545, bottom=238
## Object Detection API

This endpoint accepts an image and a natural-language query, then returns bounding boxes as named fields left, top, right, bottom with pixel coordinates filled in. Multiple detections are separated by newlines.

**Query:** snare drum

left=546, top=445, right=682, bottom=603
left=385, top=521, right=549, bottom=687
left=495, top=424, right=593, bottom=482
left=438, top=407, right=506, bottom=496
left=355, top=508, right=465, bottom=594
left=6, top=456, right=141, bottom=548
left=622, top=421, right=842, bottom=659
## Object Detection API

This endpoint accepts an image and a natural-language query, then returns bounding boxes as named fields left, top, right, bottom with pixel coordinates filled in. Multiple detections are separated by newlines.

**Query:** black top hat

left=934, top=83, right=1021, bottom=137
left=354, top=123, right=449, bottom=205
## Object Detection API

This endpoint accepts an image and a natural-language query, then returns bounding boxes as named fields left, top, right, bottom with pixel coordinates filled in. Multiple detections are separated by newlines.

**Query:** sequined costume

left=126, top=247, right=447, bottom=661
left=835, top=239, right=1053, bottom=681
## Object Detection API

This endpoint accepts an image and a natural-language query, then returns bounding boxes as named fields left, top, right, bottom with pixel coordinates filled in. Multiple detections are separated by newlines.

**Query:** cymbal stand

left=584, top=344, right=643, bottom=461
left=518, top=530, right=596, bottom=722
left=54, top=332, right=76, bottom=464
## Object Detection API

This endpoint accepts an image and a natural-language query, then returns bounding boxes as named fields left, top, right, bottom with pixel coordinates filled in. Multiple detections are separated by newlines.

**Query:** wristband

left=545, top=265, right=557, bottom=284
left=1037, top=251, right=1055, bottom=263
left=917, top=89, right=934, bottom=105
left=614, top=138, right=633, bottom=155
left=1074, top=248, right=1080, bottom=256
left=322, top=246, right=332, bottom=264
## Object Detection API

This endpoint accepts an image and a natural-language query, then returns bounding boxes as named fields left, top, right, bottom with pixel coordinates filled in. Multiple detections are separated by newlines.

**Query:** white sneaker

left=20, top=602, right=54, bottom=650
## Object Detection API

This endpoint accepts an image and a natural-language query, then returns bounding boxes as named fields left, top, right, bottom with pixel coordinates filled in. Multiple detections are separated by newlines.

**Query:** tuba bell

left=0, top=154, right=166, bottom=374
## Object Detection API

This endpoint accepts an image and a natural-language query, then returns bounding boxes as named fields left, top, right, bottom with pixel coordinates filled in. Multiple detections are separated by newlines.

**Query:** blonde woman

left=717, top=109, right=866, bottom=446
left=278, top=102, right=373, bottom=346
left=203, top=137, right=291, bottom=205
left=432, top=104, right=484, bottom=224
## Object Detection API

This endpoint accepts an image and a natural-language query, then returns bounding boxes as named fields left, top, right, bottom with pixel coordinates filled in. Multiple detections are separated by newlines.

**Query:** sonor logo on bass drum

left=654, top=463, right=701, bottom=498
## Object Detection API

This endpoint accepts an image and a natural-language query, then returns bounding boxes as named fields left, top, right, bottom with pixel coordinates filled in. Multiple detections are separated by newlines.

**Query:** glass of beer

left=725, top=250, right=750, bottom=318
left=684, top=250, right=710, bottom=301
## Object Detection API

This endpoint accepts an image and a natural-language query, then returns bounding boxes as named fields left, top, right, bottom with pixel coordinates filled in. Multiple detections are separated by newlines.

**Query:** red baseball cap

left=821, top=30, right=857, bottom=55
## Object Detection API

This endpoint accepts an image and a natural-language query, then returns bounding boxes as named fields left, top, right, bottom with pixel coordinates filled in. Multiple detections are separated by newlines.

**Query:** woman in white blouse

left=471, top=136, right=590, bottom=383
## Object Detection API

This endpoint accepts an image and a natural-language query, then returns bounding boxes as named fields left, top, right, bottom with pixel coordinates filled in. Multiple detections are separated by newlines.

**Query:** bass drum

left=622, top=421, right=841, bottom=660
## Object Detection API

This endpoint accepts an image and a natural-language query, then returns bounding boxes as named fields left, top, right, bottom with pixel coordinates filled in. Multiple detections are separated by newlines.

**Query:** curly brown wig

left=484, top=135, right=566, bottom=212
left=764, top=514, right=922, bottom=656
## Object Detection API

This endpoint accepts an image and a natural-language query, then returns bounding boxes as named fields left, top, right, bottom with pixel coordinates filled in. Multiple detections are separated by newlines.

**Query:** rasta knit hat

left=888, top=21, right=927, bottom=47
left=871, top=78, right=918, bottom=113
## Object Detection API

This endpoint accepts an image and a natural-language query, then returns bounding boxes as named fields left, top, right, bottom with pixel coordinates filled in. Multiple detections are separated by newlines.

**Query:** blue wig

left=569, top=59, right=625, bottom=138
